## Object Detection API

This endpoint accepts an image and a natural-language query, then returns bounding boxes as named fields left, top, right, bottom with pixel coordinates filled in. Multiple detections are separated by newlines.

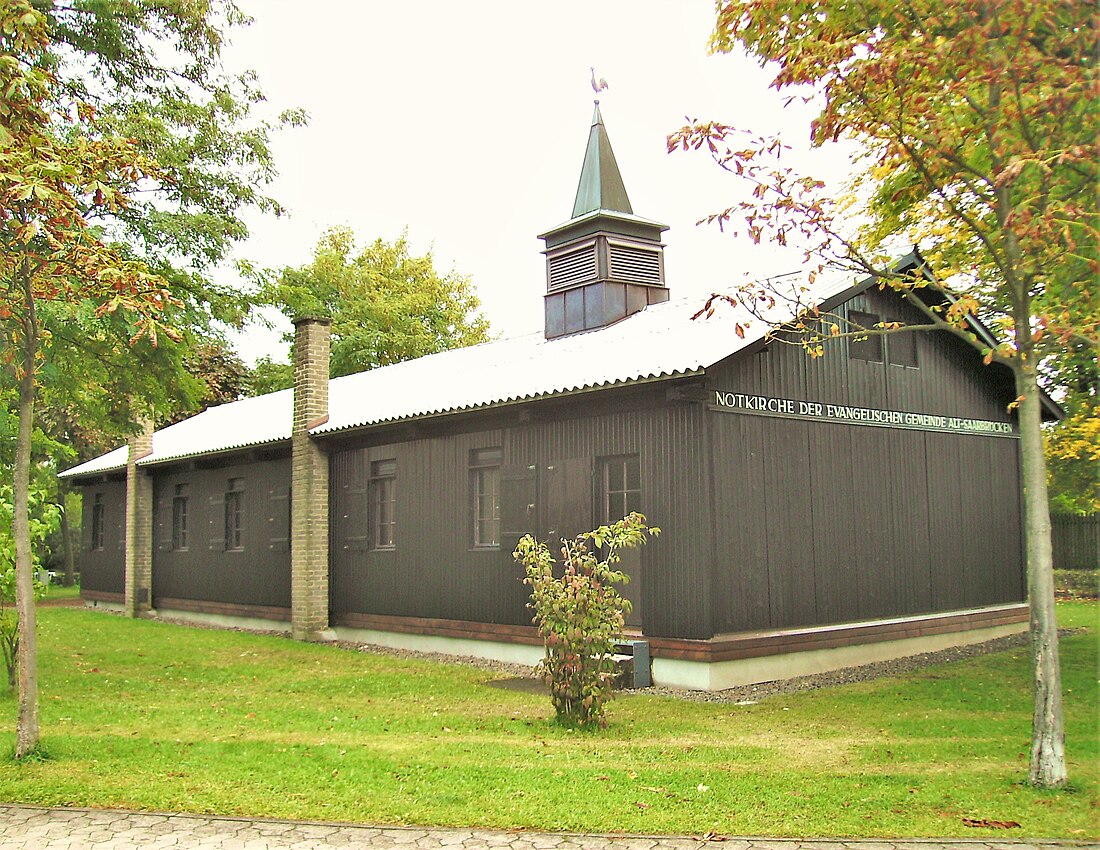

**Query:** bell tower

left=539, top=102, right=670, bottom=339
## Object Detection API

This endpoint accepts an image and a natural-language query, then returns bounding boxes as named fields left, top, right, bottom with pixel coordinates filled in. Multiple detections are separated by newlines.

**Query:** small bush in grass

left=514, top=512, right=659, bottom=728
left=1054, top=568, right=1099, bottom=599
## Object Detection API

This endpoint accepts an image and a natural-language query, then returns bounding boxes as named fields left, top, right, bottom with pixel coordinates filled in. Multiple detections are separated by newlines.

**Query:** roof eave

left=311, top=368, right=706, bottom=438
left=537, top=208, right=669, bottom=240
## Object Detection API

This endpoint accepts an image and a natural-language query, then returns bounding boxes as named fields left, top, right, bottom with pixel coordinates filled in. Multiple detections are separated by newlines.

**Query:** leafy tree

left=40, top=0, right=304, bottom=300
left=1045, top=413, right=1100, bottom=516
left=4, top=1, right=300, bottom=586
left=670, top=0, right=1095, bottom=788
left=244, top=356, right=293, bottom=397
left=257, top=227, right=491, bottom=386
left=0, top=0, right=177, bottom=758
left=14, top=0, right=304, bottom=457
left=1044, top=342, right=1099, bottom=515
left=514, top=512, right=659, bottom=728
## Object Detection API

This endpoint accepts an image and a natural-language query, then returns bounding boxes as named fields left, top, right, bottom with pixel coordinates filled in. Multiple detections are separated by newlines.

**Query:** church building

left=61, top=104, right=1049, bottom=690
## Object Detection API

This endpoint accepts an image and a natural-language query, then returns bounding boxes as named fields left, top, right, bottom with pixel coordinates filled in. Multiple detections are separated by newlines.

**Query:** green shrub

left=1054, top=568, right=1099, bottom=599
left=514, top=512, right=659, bottom=728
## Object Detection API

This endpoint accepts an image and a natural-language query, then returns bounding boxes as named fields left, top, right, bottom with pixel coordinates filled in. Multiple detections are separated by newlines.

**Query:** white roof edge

left=310, top=367, right=705, bottom=436
left=58, top=446, right=128, bottom=479
left=137, top=435, right=291, bottom=467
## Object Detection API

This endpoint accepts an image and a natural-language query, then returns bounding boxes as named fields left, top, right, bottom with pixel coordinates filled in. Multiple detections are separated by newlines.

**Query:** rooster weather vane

left=590, top=66, right=609, bottom=96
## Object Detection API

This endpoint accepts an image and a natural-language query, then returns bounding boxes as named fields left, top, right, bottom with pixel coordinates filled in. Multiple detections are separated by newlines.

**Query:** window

left=91, top=493, right=105, bottom=551
left=224, top=478, right=244, bottom=551
left=849, top=308, right=919, bottom=367
left=370, top=459, right=397, bottom=550
left=848, top=310, right=884, bottom=362
left=171, top=484, right=189, bottom=551
left=600, top=455, right=641, bottom=523
left=470, top=448, right=502, bottom=548
left=888, top=326, right=919, bottom=368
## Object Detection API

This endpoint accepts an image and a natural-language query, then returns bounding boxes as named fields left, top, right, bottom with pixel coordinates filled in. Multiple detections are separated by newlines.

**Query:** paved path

left=0, top=805, right=1093, bottom=850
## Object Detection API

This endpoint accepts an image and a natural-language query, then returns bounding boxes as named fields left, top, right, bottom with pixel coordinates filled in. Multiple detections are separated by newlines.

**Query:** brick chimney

left=124, top=417, right=154, bottom=618
left=291, top=316, right=334, bottom=641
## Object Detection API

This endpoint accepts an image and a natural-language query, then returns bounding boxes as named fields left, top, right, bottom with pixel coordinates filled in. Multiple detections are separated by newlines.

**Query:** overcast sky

left=222, top=1, right=858, bottom=365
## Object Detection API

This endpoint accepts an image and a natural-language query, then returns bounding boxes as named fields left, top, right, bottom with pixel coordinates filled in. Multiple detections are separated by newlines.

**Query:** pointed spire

left=571, top=101, right=633, bottom=218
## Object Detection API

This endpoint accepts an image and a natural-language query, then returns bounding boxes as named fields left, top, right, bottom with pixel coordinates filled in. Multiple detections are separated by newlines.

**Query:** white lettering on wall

left=712, top=391, right=1014, bottom=436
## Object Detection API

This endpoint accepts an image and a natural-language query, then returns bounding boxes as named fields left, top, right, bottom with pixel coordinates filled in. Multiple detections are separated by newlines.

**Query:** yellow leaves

left=1047, top=412, right=1100, bottom=462
left=946, top=295, right=979, bottom=325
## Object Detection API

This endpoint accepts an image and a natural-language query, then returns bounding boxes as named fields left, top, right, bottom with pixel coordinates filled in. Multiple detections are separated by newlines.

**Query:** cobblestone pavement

left=1, top=806, right=1095, bottom=850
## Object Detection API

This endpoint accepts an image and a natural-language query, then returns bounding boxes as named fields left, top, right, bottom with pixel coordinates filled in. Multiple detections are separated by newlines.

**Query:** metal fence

left=1051, top=514, right=1099, bottom=569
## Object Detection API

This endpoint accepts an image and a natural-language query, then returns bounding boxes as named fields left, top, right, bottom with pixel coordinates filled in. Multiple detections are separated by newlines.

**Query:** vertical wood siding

left=710, top=414, right=1023, bottom=633
left=329, top=400, right=714, bottom=639
left=1051, top=514, right=1100, bottom=570
left=76, top=479, right=127, bottom=595
left=707, top=292, right=1024, bottom=634
left=150, top=458, right=291, bottom=608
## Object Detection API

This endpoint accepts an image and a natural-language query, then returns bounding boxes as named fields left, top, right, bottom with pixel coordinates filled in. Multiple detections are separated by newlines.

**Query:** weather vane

left=590, top=66, right=608, bottom=99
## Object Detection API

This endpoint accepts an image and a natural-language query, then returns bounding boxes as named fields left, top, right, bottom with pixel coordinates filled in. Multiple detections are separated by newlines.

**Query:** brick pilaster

left=291, top=316, right=333, bottom=641
left=124, top=419, right=154, bottom=618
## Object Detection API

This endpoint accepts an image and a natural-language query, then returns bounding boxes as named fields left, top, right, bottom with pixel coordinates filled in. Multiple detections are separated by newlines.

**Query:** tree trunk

left=1016, top=363, right=1067, bottom=788
left=58, top=478, right=76, bottom=587
left=14, top=344, right=40, bottom=759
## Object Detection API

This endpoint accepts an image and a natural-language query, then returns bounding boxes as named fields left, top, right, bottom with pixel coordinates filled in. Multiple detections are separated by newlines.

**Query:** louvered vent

left=609, top=244, right=661, bottom=284
left=548, top=246, right=597, bottom=289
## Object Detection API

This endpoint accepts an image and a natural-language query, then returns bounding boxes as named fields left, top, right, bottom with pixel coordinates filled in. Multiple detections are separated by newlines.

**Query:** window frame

left=171, top=483, right=189, bottom=552
left=599, top=455, right=641, bottom=524
left=469, top=448, right=502, bottom=549
left=849, top=307, right=920, bottom=368
left=369, top=459, right=397, bottom=551
left=224, top=478, right=244, bottom=552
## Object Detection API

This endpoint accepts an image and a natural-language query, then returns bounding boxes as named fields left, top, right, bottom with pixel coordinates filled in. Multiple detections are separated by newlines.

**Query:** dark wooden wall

left=78, top=478, right=127, bottom=595
left=71, top=287, right=1028, bottom=641
left=328, top=391, right=713, bottom=639
left=705, top=289, right=1025, bottom=634
left=150, top=457, right=292, bottom=609
left=755, top=287, right=1018, bottom=421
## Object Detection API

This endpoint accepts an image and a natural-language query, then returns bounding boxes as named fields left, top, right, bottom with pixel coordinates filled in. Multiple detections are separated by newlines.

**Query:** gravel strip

left=637, top=628, right=1082, bottom=704
left=338, top=628, right=1083, bottom=704
left=334, top=640, right=536, bottom=679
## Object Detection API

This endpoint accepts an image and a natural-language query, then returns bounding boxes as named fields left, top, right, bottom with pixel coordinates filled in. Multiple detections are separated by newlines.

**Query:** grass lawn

left=0, top=602, right=1095, bottom=838
left=42, top=584, right=81, bottom=602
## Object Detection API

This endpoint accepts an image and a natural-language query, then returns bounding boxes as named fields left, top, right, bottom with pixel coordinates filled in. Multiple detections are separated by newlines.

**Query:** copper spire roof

left=571, top=101, right=633, bottom=218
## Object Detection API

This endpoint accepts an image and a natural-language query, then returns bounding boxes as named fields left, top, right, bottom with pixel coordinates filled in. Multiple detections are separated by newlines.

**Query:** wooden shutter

left=500, top=463, right=538, bottom=553
left=849, top=310, right=884, bottom=362
left=155, top=496, right=173, bottom=551
left=116, top=499, right=126, bottom=550
left=80, top=494, right=93, bottom=552
left=208, top=494, right=225, bottom=550
left=888, top=327, right=919, bottom=367
left=343, top=483, right=370, bottom=552
left=268, top=487, right=290, bottom=552
left=545, top=457, right=593, bottom=546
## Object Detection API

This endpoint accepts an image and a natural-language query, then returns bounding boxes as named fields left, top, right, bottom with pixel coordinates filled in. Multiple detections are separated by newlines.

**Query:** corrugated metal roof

left=318, top=295, right=758, bottom=434
left=60, top=286, right=844, bottom=479
left=60, top=389, right=293, bottom=478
